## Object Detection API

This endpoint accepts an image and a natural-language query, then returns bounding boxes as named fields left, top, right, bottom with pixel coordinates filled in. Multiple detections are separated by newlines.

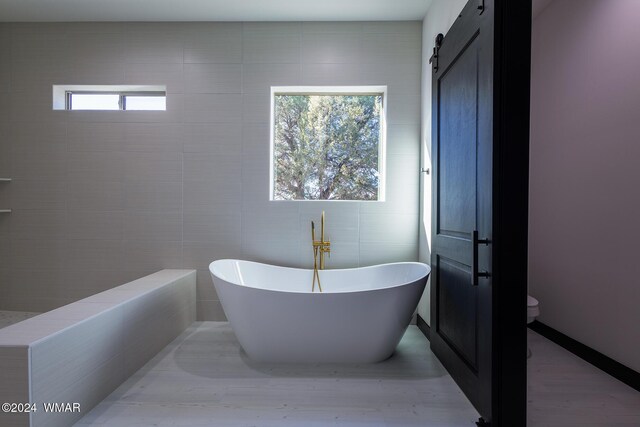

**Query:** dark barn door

left=430, top=0, right=531, bottom=426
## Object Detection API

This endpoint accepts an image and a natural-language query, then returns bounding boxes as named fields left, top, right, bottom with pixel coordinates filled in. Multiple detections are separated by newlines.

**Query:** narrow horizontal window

left=52, top=85, right=166, bottom=111
left=67, top=93, right=120, bottom=111
left=124, top=95, right=166, bottom=111
left=270, top=86, right=387, bottom=201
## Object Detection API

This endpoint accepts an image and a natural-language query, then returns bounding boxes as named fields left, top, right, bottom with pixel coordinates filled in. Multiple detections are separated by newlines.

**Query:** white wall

left=530, top=0, right=640, bottom=372
left=0, top=22, right=422, bottom=320
left=417, top=0, right=467, bottom=324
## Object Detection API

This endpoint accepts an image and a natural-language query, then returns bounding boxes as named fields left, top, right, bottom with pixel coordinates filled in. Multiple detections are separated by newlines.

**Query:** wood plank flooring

left=71, top=323, right=640, bottom=426
left=74, top=322, right=480, bottom=426
left=527, top=330, right=640, bottom=426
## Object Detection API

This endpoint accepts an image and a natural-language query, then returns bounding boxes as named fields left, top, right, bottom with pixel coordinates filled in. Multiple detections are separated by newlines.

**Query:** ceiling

left=0, top=0, right=433, bottom=22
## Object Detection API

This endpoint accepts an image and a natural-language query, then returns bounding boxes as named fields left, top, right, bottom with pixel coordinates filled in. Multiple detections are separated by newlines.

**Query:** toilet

left=527, top=295, right=540, bottom=358
left=527, top=295, right=540, bottom=324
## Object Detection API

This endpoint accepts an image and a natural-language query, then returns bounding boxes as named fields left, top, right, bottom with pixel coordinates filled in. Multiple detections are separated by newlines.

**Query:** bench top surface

left=0, top=269, right=196, bottom=347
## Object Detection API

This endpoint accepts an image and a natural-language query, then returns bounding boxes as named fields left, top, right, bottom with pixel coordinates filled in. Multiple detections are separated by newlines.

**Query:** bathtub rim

left=209, top=258, right=431, bottom=295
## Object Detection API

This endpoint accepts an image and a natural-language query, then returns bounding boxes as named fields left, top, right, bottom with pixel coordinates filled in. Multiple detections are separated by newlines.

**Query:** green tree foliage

left=273, top=94, right=382, bottom=200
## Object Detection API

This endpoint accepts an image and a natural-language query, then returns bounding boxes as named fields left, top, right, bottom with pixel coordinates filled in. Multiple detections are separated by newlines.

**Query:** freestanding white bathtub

left=209, top=259, right=430, bottom=363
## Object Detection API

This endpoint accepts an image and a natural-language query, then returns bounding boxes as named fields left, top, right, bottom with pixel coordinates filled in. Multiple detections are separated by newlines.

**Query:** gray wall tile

left=182, top=123, right=242, bottom=154
left=11, top=238, right=66, bottom=270
left=0, top=211, right=9, bottom=235
left=301, top=62, right=364, bottom=86
left=387, top=92, right=421, bottom=125
left=63, top=269, right=130, bottom=296
left=183, top=153, right=240, bottom=182
left=184, top=63, right=242, bottom=94
left=123, top=31, right=184, bottom=64
left=67, top=180, right=124, bottom=211
left=10, top=60, right=67, bottom=94
left=10, top=92, right=66, bottom=122
left=197, top=299, right=226, bottom=321
left=362, top=62, right=422, bottom=94
left=243, top=33, right=300, bottom=64
left=183, top=179, right=241, bottom=216
left=242, top=63, right=302, bottom=94
left=65, top=32, right=126, bottom=64
left=195, top=269, right=218, bottom=300
left=12, top=180, right=67, bottom=210
left=321, top=242, right=360, bottom=269
left=64, top=60, right=127, bottom=86
left=361, top=32, right=422, bottom=64
left=359, top=213, right=419, bottom=244
left=183, top=241, right=242, bottom=271
left=362, top=20, right=422, bottom=35
left=123, top=62, right=184, bottom=94
left=123, top=123, right=184, bottom=153
left=10, top=123, right=67, bottom=153
left=183, top=212, right=241, bottom=244
left=241, top=93, right=270, bottom=124
left=0, top=125, right=11, bottom=176
left=301, top=33, right=363, bottom=64
left=124, top=180, right=182, bottom=211
left=0, top=237, right=9, bottom=270
left=0, top=93, right=8, bottom=122
left=302, top=22, right=364, bottom=34
left=65, top=239, right=123, bottom=271
left=386, top=124, right=421, bottom=156
left=122, top=240, right=182, bottom=272
left=0, top=177, right=11, bottom=210
left=124, top=152, right=183, bottom=183
left=123, top=210, right=182, bottom=241
left=0, top=22, right=421, bottom=322
left=67, top=122, right=126, bottom=152
left=67, top=151, right=125, bottom=182
left=184, top=94, right=242, bottom=123
left=360, top=243, right=418, bottom=267
left=10, top=210, right=67, bottom=239
left=184, top=23, right=242, bottom=64
left=11, top=149, right=66, bottom=180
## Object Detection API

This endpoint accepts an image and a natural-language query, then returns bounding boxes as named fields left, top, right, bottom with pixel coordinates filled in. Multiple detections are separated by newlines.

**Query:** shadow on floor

left=172, top=323, right=450, bottom=380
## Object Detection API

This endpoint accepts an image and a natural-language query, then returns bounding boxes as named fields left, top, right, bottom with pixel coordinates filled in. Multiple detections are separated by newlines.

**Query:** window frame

left=269, top=86, right=388, bottom=202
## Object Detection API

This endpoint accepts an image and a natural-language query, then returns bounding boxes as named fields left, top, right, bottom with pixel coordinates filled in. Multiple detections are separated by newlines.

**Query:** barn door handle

left=471, top=230, right=491, bottom=286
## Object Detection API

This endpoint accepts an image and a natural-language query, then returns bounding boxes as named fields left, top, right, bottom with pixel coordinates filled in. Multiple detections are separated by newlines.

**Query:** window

left=270, top=86, right=386, bottom=201
left=69, top=93, right=120, bottom=110
left=66, top=92, right=166, bottom=111
left=52, top=85, right=166, bottom=111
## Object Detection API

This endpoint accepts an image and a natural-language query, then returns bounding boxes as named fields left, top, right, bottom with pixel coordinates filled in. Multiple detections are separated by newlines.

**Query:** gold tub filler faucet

left=311, top=211, right=331, bottom=292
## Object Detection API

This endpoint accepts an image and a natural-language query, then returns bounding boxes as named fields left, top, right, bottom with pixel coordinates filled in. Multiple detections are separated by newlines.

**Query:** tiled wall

left=0, top=21, right=422, bottom=320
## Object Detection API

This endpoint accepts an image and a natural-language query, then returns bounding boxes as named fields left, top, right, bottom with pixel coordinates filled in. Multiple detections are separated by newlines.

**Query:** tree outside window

left=272, top=90, right=384, bottom=201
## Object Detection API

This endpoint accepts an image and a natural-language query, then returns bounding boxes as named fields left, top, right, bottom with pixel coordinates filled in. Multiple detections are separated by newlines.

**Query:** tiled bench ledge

left=0, top=269, right=196, bottom=427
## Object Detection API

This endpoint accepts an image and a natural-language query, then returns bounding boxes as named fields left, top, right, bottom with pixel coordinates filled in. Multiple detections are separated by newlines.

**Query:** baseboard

left=528, top=320, right=640, bottom=392
left=416, top=314, right=430, bottom=340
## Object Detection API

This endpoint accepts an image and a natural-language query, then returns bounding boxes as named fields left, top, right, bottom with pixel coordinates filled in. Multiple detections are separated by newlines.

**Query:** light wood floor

left=527, top=331, right=640, bottom=426
left=72, top=322, right=640, bottom=426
